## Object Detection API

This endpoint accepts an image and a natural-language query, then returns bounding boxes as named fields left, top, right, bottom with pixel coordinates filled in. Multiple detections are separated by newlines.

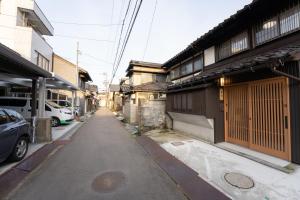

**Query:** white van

left=0, top=97, right=74, bottom=127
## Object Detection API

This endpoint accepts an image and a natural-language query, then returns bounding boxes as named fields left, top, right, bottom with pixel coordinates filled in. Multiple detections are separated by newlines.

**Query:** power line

left=0, top=24, right=115, bottom=43
left=55, top=34, right=115, bottom=43
left=111, top=0, right=140, bottom=78
left=1, top=12, right=122, bottom=27
left=82, top=53, right=113, bottom=65
left=108, top=0, right=125, bottom=61
left=110, top=0, right=133, bottom=79
left=110, top=0, right=144, bottom=84
left=143, top=0, right=158, bottom=59
left=51, top=21, right=121, bottom=27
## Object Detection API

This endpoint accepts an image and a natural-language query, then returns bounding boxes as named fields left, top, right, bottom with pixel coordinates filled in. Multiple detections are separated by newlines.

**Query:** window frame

left=170, top=54, right=204, bottom=81
left=217, top=31, right=249, bottom=61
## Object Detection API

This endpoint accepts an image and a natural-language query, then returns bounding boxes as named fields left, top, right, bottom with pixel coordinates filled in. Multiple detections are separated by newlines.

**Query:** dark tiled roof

left=168, top=44, right=300, bottom=91
left=120, top=84, right=131, bottom=93
left=133, top=82, right=168, bottom=92
left=126, top=60, right=162, bottom=72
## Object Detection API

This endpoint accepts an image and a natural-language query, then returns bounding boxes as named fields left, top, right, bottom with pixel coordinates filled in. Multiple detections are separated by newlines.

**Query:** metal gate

left=224, top=77, right=291, bottom=160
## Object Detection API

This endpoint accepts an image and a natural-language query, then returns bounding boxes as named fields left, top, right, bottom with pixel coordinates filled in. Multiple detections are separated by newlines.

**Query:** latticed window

left=254, top=18, right=279, bottom=45
left=280, top=5, right=300, bottom=35
left=217, top=32, right=249, bottom=60
left=194, top=55, right=204, bottom=72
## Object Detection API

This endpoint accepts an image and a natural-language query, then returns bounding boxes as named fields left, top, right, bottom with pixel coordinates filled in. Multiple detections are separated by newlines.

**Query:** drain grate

left=224, top=172, right=254, bottom=189
left=92, top=171, right=125, bottom=193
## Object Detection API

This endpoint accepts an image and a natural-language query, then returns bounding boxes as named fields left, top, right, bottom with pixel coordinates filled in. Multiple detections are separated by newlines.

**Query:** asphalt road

left=8, top=109, right=186, bottom=200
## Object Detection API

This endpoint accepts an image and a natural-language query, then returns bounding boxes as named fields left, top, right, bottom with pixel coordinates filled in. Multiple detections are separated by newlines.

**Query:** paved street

left=8, top=109, right=186, bottom=200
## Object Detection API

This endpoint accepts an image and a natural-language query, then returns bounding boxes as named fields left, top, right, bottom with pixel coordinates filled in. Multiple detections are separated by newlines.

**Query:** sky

left=36, top=0, right=253, bottom=90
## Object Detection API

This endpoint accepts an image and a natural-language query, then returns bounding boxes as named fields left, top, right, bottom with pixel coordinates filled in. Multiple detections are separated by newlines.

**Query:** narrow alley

left=7, top=109, right=186, bottom=200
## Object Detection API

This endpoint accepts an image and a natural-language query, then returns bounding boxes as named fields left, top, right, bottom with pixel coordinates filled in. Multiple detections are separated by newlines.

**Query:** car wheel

left=9, top=136, right=29, bottom=162
left=51, top=117, right=60, bottom=127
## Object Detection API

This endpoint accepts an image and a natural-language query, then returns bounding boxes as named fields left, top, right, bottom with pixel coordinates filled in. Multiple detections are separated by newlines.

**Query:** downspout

left=165, top=111, right=173, bottom=130
left=271, top=66, right=300, bottom=82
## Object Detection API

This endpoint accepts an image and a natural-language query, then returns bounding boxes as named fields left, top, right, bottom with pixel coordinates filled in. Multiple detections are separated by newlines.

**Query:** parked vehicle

left=0, top=108, right=30, bottom=163
left=51, top=100, right=80, bottom=116
left=0, top=97, right=74, bottom=127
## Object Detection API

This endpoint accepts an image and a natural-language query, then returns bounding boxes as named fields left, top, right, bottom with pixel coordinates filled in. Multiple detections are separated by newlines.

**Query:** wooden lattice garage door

left=224, top=77, right=291, bottom=160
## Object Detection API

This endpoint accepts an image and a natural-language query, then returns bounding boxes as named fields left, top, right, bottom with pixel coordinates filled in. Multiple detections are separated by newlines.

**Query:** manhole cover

left=92, top=171, right=125, bottom=193
left=224, top=172, right=254, bottom=189
left=171, top=142, right=185, bottom=146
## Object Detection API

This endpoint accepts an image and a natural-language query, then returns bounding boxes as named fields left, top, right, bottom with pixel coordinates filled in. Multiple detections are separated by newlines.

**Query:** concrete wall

left=123, top=98, right=138, bottom=124
left=140, top=99, right=166, bottom=128
left=0, top=0, right=53, bottom=71
left=53, top=55, right=77, bottom=85
left=123, top=100, right=130, bottom=120
left=168, top=112, right=215, bottom=143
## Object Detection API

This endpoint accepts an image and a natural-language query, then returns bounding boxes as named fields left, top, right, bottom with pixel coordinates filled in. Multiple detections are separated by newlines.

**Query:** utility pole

left=101, top=72, right=109, bottom=108
left=76, top=41, right=80, bottom=87
left=75, top=42, right=80, bottom=115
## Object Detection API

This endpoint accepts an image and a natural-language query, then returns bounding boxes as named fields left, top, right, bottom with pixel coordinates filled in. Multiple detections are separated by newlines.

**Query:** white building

left=0, top=0, right=54, bottom=72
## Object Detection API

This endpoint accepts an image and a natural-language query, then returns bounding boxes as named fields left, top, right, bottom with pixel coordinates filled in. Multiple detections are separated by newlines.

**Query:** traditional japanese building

left=121, top=60, right=168, bottom=130
left=163, top=0, right=300, bottom=164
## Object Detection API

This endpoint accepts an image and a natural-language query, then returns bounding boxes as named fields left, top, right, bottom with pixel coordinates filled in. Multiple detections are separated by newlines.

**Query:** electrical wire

left=0, top=12, right=122, bottom=27
left=142, top=0, right=158, bottom=60
left=110, top=0, right=140, bottom=78
left=82, top=53, right=113, bottom=65
left=110, top=0, right=133, bottom=79
left=55, top=34, right=115, bottom=43
left=110, top=0, right=143, bottom=84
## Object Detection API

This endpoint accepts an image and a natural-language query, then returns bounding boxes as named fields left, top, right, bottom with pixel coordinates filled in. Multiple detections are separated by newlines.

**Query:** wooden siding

left=225, top=84, right=249, bottom=147
left=166, top=89, right=206, bottom=115
left=166, top=85, right=225, bottom=143
left=224, top=77, right=291, bottom=160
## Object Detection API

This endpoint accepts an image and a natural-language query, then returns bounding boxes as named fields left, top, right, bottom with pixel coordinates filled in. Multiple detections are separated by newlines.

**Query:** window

left=231, top=32, right=248, bottom=54
left=171, top=67, right=180, bottom=79
left=0, top=110, right=9, bottom=125
left=217, top=41, right=231, bottom=60
left=181, top=61, right=193, bottom=76
left=217, top=32, right=248, bottom=60
left=194, top=55, right=204, bottom=72
left=45, top=105, right=51, bottom=111
left=280, top=6, right=300, bottom=35
left=255, top=18, right=279, bottom=45
left=5, top=110, right=22, bottom=122
left=37, top=52, right=50, bottom=71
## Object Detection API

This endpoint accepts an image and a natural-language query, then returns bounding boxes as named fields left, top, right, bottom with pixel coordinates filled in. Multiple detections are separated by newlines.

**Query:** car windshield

left=47, top=101, right=62, bottom=109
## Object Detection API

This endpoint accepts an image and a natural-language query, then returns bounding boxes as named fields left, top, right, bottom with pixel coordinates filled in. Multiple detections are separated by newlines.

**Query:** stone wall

left=140, top=99, right=166, bottom=129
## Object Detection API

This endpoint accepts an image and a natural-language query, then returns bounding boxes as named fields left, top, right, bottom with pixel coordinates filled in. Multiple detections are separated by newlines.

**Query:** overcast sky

left=37, top=0, right=252, bottom=89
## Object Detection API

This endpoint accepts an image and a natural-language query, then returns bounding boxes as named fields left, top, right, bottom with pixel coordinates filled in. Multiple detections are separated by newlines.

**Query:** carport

left=0, top=43, right=78, bottom=142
